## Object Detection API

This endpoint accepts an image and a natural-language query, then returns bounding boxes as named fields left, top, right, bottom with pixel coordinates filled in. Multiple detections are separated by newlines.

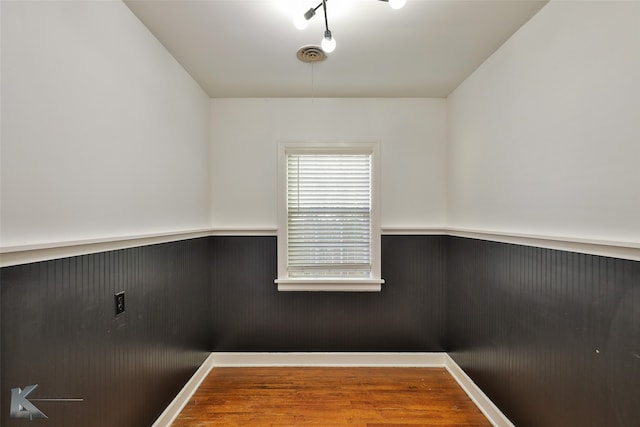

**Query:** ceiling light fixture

left=294, top=0, right=406, bottom=53
left=388, top=0, right=407, bottom=10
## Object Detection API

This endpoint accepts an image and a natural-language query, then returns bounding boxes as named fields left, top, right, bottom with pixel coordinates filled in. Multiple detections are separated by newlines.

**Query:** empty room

left=1, top=0, right=638, bottom=426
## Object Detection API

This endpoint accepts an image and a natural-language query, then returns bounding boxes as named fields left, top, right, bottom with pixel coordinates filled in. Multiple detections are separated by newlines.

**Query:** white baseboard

left=151, top=353, right=216, bottom=427
left=152, top=352, right=513, bottom=427
left=209, top=351, right=447, bottom=367
left=444, top=354, right=515, bottom=427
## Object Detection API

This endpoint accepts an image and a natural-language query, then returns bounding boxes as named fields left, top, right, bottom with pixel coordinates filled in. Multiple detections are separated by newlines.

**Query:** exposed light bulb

left=321, top=30, right=336, bottom=53
left=293, top=14, right=309, bottom=30
left=389, top=0, right=406, bottom=10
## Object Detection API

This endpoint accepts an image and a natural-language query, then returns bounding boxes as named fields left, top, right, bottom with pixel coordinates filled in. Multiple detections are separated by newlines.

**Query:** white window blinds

left=286, top=152, right=372, bottom=278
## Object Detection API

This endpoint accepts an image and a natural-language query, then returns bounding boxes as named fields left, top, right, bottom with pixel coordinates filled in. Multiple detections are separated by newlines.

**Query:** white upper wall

left=5, top=0, right=636, bottom=253
left=447, top=0, right=640, bottom=243
left=1, top=0, right=211, bottom=247
left=210, top=98, right=447, bottom=230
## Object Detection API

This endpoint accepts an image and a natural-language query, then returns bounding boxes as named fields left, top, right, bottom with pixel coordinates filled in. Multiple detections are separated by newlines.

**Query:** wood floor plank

left=171, top=367, right=491, bottom=426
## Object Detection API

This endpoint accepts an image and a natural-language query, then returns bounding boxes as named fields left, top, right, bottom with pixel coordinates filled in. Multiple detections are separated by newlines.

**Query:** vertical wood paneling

left=447, top=237, right=640, bottom=427
left=210, top=235, right=447, bottom=352
left=3, top=234, right=636, bottom=427
left=0, top=238, right=211, bottom=427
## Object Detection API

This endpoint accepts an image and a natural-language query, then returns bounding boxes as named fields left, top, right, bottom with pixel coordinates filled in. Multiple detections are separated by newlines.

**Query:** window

left=275, top=142, right=383, bottom=291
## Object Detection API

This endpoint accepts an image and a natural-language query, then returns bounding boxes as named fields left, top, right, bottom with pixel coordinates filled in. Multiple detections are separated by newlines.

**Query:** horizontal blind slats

left=286, top=152, right=372, bottom=279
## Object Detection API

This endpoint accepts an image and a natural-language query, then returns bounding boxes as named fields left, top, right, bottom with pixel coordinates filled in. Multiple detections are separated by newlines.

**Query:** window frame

left=275, top=141, right=384, bottom=292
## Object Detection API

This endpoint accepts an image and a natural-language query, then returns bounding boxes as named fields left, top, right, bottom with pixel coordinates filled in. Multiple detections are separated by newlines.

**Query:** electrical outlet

left=115, top=291, right=125, bottom=315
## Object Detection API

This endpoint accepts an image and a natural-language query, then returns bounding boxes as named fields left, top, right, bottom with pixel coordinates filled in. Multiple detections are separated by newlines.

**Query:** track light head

left=304, top=8, right=316, bottom=21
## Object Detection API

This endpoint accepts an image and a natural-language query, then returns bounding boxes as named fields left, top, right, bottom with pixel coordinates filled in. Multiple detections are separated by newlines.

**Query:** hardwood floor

left=171, top=367, right=491, bottom=426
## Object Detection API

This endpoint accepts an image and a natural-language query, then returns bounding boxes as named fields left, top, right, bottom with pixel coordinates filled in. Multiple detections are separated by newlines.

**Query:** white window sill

left=274, top=278, right=385, bottom=292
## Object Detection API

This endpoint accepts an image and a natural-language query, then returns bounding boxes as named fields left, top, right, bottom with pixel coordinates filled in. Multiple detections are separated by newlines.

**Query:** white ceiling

left=124, top=0, right=547, bottom=98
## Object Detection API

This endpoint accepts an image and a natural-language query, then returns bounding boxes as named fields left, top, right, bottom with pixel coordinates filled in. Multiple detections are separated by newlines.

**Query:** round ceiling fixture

left=296, top=45, right=327, bottom=63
